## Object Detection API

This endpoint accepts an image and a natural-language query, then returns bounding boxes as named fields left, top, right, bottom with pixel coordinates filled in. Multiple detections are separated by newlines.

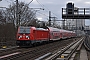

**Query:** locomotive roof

left=36, top=28, right=48, bottom=31
left=19, top=26, right=31, bottom=29
left=48, top=27, right=60, bottom=31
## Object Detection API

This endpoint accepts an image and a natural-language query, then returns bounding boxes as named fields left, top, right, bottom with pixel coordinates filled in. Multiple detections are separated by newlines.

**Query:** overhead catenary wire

left=5, top=0, right=15, bottom=4
left=36, top=13, right=49, bottom=20
left=28, top=0, right=33, bottom=5
left=9, top=0, right=14, bottom=3
left=36, top=11, right=49, bottom=17
left=4, top=0, right=49, bottom=20
left=4, top=0, right=58, bottom=18
left=35, top=0, right=59, bottom=18
left=5, top=0, right=11, bottom=3
left=4, top=0, right=52, bottom=25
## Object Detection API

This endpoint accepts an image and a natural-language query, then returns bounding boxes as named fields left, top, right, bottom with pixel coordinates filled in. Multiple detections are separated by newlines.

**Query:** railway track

left=87, top=50, right=90, bottom=60
left=84, top=35, right=90, bottom=60
left=0, top=37, right=81, bottom=60
left=36, top=37, right=85, bottom=60
left=72, top=35, right=90, bottom=60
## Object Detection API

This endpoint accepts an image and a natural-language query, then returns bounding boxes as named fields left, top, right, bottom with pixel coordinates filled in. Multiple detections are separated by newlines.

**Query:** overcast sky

left=0, top=0, right=90, bottom=25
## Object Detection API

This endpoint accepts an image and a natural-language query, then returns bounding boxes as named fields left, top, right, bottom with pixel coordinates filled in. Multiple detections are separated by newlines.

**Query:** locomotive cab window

left=19, top=27, right=30, bottom=34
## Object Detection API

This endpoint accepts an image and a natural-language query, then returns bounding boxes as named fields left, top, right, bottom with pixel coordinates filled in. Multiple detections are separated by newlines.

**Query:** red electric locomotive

left=16, top=26, right=49, bottom=47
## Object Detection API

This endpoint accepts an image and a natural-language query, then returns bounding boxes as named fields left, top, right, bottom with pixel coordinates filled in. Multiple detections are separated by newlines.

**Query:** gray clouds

left=0, top=0, right=90, bottom=25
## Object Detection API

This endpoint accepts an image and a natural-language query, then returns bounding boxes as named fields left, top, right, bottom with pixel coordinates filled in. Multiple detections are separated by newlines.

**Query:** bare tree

left=5, top=2, right=36, bottom=26
left=0, top=10, right=6, bottom=25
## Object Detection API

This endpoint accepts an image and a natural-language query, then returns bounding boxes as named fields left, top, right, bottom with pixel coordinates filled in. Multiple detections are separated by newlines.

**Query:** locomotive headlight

left=19, top=36, right=22, bottom=39
left=26, top=36, right=30, bottom=39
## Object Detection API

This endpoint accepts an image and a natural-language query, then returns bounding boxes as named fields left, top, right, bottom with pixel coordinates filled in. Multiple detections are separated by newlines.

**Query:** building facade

left=66, top=19, right=85, bottom=30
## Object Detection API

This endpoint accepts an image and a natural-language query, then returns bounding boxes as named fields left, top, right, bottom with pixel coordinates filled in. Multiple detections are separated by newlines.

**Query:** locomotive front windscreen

left=19, top=27, right=30, bottom=33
